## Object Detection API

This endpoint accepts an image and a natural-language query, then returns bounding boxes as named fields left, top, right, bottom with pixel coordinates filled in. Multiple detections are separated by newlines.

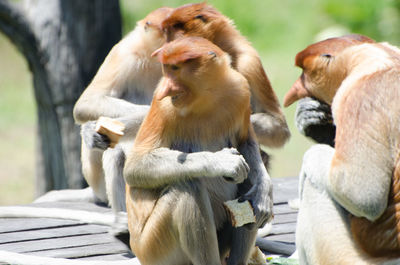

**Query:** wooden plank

left=0, top=218, right=80, bottom=233
left=77, top=253, right=134, bottom=261
left=26, top=242, right=131, bottom=259
left=0, top=224, right=108, bottom=244
left=268, top=222, right=296, bottom=236
left=30, top=202, right=110, bottom=213
left=272, top=177, right=299, bottom=204
left=266, top=233, right=296, bottom=243
left=272, top=213, right=298, bottom=224
left=273, top=203, right=298, bottom=215
left=0, top=234, right=117, bottom=253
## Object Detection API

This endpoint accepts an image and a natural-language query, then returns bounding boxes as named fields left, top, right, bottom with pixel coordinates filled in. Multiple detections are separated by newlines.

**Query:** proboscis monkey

left=21, top=5, right=273, bottom=242
left=124, top=37, right=272, bottom=265
left=161, top=2, right=290, bottom=149
left=290, top=34, right=375, bottom=147
left=71, top=7, right=173, bottom=211
left=284, top=35, right=400, bottom=264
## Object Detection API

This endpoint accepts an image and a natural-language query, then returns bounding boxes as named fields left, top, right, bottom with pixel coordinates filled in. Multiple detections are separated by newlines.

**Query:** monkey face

left=284, top=34, right=375, bottom=107
left=161, top=3, right=224, bottom=42
left=152, top=37, right=228, bottom=111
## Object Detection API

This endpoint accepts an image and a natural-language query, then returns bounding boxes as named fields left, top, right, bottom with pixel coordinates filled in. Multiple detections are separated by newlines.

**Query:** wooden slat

left=76, top=253, right=134, bottom=261
left=272, top=213, right=298, bottom=224
left=269, top=222, right=296, bottom=236
left=30, top=202, right=110, bottom=213
left=0, top=234, right=116, bottom=253
left=273, top=203, right=298, bottom=215
left=0, top=218, right=80, bottom=233
left=266, top=233, right=296, bottom=243
left=272, top=177, right=299, bottom=204
left=26, top=242, right=131, bottom=259
left=0, top=224, right=107, bottom=244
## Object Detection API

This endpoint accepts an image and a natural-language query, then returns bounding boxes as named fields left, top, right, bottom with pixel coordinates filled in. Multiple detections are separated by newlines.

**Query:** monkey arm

left=326, top=94, right=392, bottom=221
left=73, top=36, right=158, bottom=125
left=73, top=94, right=149, bottom=124
left=328, top=141, right=392, bottom=221
left=250, top=113, right=290, bottom=148
left=295, top=97, right=336, bottom=146
left=237, top=133, right=273, bottom=227
left=123, top=148, right=249, bottom=189
left=236, top=52, right=290, bottom=148
left=80, top=108, right=149, bottom=150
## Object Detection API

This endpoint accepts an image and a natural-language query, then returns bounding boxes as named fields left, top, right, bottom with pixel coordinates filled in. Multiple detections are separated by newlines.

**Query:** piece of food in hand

left=223, top=199, right=256, bottom=227
left=95, top=117, right=125, bottom=148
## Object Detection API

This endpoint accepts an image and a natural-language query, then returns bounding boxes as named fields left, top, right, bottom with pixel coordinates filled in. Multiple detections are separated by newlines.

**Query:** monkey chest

left=171, top=139, right=238, bottom=223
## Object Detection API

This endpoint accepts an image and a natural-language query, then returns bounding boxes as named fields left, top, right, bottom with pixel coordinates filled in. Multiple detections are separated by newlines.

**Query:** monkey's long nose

left=155, top=78, right=184, bottom=100
left=283, top=78, right=311, bottom=107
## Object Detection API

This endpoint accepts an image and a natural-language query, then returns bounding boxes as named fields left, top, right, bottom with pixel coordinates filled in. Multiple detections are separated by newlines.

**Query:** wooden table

left=0, top=177, right=299, bottom=263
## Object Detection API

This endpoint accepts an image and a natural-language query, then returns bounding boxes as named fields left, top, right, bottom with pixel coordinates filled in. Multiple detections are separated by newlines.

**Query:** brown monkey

left=284, top=35, right=400, bottom=264
left=161, top=2, right=290, bottom=148
left=71, top=7, right=173, bottom=210
left=124, top=37, right=272, bottom=265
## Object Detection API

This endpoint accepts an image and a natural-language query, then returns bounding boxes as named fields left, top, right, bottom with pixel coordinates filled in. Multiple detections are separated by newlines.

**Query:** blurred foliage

left=322, top=0, right=400, bottom=43
left=1, top=0, right=400, bottom=204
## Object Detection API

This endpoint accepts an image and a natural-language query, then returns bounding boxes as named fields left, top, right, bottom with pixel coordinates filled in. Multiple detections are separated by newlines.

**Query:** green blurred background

left=1, top=0, right=399, bottom=204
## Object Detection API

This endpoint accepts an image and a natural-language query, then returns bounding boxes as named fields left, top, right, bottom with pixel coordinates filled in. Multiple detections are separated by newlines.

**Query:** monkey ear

left=283, top=77, right=312, bottom=107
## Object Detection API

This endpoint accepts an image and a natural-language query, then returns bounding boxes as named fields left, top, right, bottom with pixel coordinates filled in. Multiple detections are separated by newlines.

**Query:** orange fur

left=161, top=3, right=289, bottom=148
left=134, top=37, right=251, bottom=154
left=125, top=37, right=252, bottom=264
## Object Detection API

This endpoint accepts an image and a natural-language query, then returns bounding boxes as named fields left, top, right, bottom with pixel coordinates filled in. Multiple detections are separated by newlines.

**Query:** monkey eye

left=173, top=22, right=184, bottom=29
left=170, top=65, right=180, bottom=70
left=321, top=54, right=332, bottom=59
left=195, top=14, right=206, bottom=22
left=144, top=21, right=151, bottom=31
left=208, top=51, right=217, bottom=58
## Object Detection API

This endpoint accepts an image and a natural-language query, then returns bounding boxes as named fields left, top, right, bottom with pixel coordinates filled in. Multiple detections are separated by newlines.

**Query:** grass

left=1, top=0, right=398, bottom=204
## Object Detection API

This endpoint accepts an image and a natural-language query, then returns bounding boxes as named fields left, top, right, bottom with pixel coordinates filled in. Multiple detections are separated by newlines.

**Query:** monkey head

left=161, top=3, right=227, bottom=42
left=283, top=34, right=375, bottom=107
left=152, top=37, right=232, bottom=112
left=136, top=7, right=173, bottom=52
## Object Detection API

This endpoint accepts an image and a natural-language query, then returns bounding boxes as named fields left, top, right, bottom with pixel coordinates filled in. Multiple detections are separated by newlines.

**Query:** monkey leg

left=296, top=145, right=369, bottom=265
left=172, top=180, right=223, bottom=265
left=103, top=146, right=127, bottom=212
left=81, top=142, right=107, bottom=203
left=129, top=180, right=223, bottom=265
left=102, top=146, right=129, bottom=245
left=226, top=226, right=257, bottom=265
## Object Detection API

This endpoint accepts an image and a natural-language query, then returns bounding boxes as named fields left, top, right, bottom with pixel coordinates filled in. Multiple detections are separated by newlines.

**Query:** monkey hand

left=81, top=121, right=111, bottom=150
left=238, top=180, right=273, bottom=228
left=295, top=97, right=336, bottom=146
left=215, top=148, right=249, bottom=184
